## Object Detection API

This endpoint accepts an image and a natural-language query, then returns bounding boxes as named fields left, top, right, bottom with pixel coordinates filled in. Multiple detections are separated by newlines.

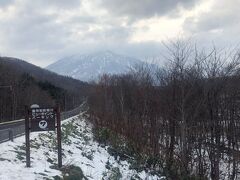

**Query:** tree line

left=0, top=57, right=89, bottom=122
left=88, top=41, right=240, bottom=179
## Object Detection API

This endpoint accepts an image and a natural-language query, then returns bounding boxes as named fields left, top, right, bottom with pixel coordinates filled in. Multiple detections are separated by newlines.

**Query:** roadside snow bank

left=0, top=115, right=164, bottom=180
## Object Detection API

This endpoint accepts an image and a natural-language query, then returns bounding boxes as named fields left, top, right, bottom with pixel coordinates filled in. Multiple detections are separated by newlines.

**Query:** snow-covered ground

left=0, top=113, right=164, bottom=180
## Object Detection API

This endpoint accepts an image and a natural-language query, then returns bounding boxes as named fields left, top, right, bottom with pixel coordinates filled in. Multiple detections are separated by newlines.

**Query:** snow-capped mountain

left=46, top=51, right=144, bottom=81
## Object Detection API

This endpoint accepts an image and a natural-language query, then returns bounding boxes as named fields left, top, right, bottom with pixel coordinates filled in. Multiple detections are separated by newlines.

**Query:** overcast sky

left=0, top=0, right=239, bottom=67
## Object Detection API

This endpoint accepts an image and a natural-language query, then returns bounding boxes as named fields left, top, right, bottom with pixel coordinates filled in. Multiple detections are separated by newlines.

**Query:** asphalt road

left=0, top=119, right=25, bottom=143
left=0, top=104, right=85, bottom=143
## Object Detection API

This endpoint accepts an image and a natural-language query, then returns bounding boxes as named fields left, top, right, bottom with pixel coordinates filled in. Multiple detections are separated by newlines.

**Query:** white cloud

left=0, top=0, right=239, bottom=67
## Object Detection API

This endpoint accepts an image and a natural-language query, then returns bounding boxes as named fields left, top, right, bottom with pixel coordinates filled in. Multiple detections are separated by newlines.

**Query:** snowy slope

left=46, top=51, right=143, bottom=82
left=0, top=113, right=164, bottom=180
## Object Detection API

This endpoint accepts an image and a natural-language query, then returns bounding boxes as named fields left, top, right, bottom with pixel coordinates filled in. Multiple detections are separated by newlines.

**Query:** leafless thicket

left=88, top=41, right=240, bottom=179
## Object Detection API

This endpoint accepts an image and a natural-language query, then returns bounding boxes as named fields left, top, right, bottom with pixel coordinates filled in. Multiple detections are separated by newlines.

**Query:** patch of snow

left=0, top=115, right=164, bottom=180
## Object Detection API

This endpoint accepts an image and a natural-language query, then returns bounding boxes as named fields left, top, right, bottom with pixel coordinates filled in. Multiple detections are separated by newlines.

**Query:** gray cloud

left=184, top=0, right=240, bottom=33
left=26, top=0, right=82, bottom=10
left=0, top=0, right=239, bottom=67
left=45, top=0, right=81, bottom=8
left=68, top=15, right=97, bottom=24
left=0, top=1, right=74, bottom=65
left=12, top=13, right=65, bottom=45
left=0, top=0, right=137, bottom=66
left=0, top=0, right=14, bottom=7
left=182, top=0, right=240, bottom=51
left=100, top=0, right=199, bottom=21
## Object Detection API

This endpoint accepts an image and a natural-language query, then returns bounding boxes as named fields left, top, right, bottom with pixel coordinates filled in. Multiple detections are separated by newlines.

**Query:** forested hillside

left=0, top=57, right=89, bottom=122
left=88, top=42, right=240, bottom=179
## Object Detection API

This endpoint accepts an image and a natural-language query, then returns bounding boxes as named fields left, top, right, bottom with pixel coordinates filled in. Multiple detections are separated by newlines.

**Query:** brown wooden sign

left=30, top=108, right=56, bottom=132
left=25, top=105, right=62, bottom=168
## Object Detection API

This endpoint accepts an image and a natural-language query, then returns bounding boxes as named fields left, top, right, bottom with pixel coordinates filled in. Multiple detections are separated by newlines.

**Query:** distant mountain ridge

left=46, top=51, right=144, bottom=81
left=0, top=56, right=88, bottom=121
left=0, top=57, right=87, bottom=91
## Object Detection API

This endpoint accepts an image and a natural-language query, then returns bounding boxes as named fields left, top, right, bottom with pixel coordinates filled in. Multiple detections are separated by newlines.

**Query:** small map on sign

left=39, top=120, right=48, bottom=129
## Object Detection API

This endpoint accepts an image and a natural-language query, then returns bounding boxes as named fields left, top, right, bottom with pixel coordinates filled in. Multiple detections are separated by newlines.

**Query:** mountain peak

left=46, top=51, right=143, bottom=82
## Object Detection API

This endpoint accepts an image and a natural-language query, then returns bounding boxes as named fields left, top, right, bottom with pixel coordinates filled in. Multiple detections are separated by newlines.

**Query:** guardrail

left=0, top=119, right=25, bottom=143
left=0, top=129, right=14, bottom=142
left=0, top=104, right=86, bottom=143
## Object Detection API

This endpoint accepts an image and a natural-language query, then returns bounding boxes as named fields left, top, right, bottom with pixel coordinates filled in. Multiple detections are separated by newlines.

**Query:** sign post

left=25, top=105, right=62, bottom=168
left=56, top=106, right=62, bottom=168
left=25, top=106, right=30, bottom=167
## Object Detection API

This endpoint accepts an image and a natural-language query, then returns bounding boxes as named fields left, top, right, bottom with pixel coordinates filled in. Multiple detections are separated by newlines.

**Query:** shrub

left=61, top=165, right=87, bottom=180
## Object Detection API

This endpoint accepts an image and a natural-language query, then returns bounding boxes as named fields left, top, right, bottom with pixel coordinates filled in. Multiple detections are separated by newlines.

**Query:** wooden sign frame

left=25, top=105, right=62, bottom=168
